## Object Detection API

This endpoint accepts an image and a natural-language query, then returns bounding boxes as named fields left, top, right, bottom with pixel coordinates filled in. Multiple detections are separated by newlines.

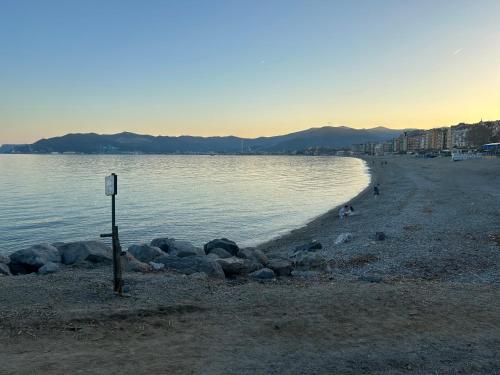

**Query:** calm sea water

left=0, top=155, right=370, bottom=255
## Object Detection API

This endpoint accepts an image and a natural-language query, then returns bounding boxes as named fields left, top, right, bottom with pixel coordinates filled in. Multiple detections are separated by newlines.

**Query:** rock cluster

left=1, top=236, right=327, bottom=282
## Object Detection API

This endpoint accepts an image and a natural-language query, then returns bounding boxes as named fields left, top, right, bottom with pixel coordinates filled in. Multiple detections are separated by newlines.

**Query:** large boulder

left=156, top=255, right=224, bottom=279
left=237, top=248, right=268, bottom=265
left=267, top=258, right=292, bottom=276
left=216, top=257, right=247, bottom=276
left=9, top=244, right=61, bottom=274
left=150, top=238, right=173, bottom=252
left=209, top=248, right=233, bottom=259
left=56, top=241, right=112, bottom=265
left=38, top=262, right=59, bottom=275
left=249, top=268, right=275, bottom=280
left=128, top=244, right=164, bottom=263
left=0, top=263, right=11, bottom=276
left=122, top=253, right=151, bottom=273
left=204, top=238, right=239, bottom=256
left=150, top=238, right=203, bottom=257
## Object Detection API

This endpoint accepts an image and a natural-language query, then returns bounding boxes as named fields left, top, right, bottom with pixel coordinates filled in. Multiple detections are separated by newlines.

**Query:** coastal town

left=350, top=119, right=500, bottom=156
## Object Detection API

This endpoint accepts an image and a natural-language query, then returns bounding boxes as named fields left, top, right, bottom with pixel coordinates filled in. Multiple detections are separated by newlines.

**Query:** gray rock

left=150, top=238, right=174, bottom=252
left=244, top=259, right=264, bottom=273
left=237, top=248, right=268, bottom=265
left=267, top=258, right=292, bottom=276
left=151, top=238, right=203, bottom=257
left=295, top=241, right=323, bottom=252
left=122, top=253, right=151, bottom=273
left=0, top=263, right=11, bottom=276
left=38, top=262, right=59, bottom=275
left=128, top=244, right=164, bottom=263
left=156, top=255, right=225, bottom=279
left=206, top=253, right=221, bottom=260
left=293, top=253, right=327, bottom=270
left=9, top=244, right=61, bottom=274
left=216, top=257, right=247, bottom=276
left=204, top=238, right=239, bottom=256
left=249, top=268, right=275, bottom=280
left=334, top=233, right=353, bottom=245
left=209, top=247, right=233, bottom=259
left=149, top=261, right=165, bottom=271
left=56, top=241, right=112, bottom=265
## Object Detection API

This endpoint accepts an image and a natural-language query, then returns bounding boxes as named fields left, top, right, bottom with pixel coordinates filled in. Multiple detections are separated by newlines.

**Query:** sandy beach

left=1, top=155, right=499, bottom=374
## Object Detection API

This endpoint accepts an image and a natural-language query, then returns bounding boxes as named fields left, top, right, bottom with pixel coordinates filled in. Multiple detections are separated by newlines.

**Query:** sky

left=1, top=0, right=500, bottom=144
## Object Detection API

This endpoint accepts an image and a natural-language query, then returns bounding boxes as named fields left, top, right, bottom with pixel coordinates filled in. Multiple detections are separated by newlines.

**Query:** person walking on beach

left=339, top=205, right=349, bottom=222
left=373, top=184, right=380, bottom=198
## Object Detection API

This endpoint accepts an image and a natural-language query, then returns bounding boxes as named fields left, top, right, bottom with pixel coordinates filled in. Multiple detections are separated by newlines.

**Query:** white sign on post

left=105, top=174, right=117, bottom=196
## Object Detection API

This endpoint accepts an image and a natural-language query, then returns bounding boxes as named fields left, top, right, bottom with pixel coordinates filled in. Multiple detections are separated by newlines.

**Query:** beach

left=1, top=155, right=499, bottom=374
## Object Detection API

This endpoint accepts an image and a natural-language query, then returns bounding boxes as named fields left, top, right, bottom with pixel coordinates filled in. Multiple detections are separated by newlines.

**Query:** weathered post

left=101, top=173, right=124, bottom=296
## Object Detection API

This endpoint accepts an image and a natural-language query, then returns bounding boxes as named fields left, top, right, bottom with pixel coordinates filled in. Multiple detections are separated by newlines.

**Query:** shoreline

left=256, top=155, right=378, bottom=255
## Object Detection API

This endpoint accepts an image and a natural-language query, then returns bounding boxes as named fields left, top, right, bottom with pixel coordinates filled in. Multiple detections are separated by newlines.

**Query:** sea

left=0, top=155, right=370, bottom=255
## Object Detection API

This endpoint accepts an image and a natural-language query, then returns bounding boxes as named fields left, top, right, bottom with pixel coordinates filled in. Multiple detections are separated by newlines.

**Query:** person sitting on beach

left=373, top=185, right=380, bottom=198
left=348, top=205, right=355, bottom=215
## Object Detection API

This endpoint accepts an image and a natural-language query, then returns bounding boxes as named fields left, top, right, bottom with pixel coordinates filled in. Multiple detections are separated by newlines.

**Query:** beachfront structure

left=349, top=119, right=500, bottom=155
left=483, top=143, right=500, bottom=155
left=450, top=124, right=471, bottom=148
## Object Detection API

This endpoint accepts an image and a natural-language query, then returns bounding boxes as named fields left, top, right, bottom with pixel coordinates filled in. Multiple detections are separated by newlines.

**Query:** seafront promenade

left=0, top=155, right=499, bottom=374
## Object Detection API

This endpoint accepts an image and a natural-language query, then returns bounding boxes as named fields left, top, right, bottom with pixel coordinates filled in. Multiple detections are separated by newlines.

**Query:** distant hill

left=1, top=126, right=402, bottom=154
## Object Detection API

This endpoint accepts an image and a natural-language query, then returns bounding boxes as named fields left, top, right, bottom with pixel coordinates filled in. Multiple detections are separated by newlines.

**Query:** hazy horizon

left=2, top=0, right=500, bottom=144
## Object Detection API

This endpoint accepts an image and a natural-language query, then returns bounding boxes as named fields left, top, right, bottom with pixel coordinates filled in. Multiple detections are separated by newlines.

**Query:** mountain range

left=1, top=126, right=402, bottom=154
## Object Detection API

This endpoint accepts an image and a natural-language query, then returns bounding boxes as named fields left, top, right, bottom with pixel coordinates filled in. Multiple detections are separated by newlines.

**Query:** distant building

left=450, top=124, right=471, bottom=148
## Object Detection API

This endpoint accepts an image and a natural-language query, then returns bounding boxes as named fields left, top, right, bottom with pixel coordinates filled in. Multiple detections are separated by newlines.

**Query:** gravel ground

left=260, top=155, right=500, bottom=284
left=0, top=155, right=499, bottom=374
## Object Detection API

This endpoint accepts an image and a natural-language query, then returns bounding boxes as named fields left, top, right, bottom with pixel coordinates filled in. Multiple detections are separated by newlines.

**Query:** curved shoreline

left=257, top=156, right=378, bottom=254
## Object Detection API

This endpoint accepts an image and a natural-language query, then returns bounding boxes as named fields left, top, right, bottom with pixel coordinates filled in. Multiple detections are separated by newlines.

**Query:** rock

left=249, top=268, right=275, bottom=280
left=267, top=258, right=292, bottom=276
left=244, top=259, right=264, bottom=273
left=174, top=242, right=205, bottom=257
left=150, top=238, right=203, bottom=257
left=237, top=248, right=268, bottom=265
left=293, top=252, right=327, bottom=270
left=156, top=255, right=225, bottom=279
left=56, top=241, right=112, bottom=265
left=0, top=263, right=11, bottom=276
left=9, top=244, right=61, bottom=274
left=206, top=253, right=221, bottom=260
left=334, top=233, right=353, bottom=245
left=216, top=257, right=247, bottom=276
left=291, top=270, right=321, bottom=279
left=122, top=253, right=151, bottom=273
left=375, top=232, right=386, bottom=241
left=38, top=262, right=59, bottom=275
left=128, top=244, right=164, bottom=263
left=294, top=241, right=323, bottom=252
left=204, top=238, right=239, bottom=256
left=150, top=238, right=174, bottom=252
left=149, top=261, right=165, bottom=271
left=210, top=248, right=233, bottom=259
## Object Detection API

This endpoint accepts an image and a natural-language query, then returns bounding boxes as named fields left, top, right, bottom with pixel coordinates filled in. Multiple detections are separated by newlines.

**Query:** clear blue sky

left=1, top=0, right=500, bottom=143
